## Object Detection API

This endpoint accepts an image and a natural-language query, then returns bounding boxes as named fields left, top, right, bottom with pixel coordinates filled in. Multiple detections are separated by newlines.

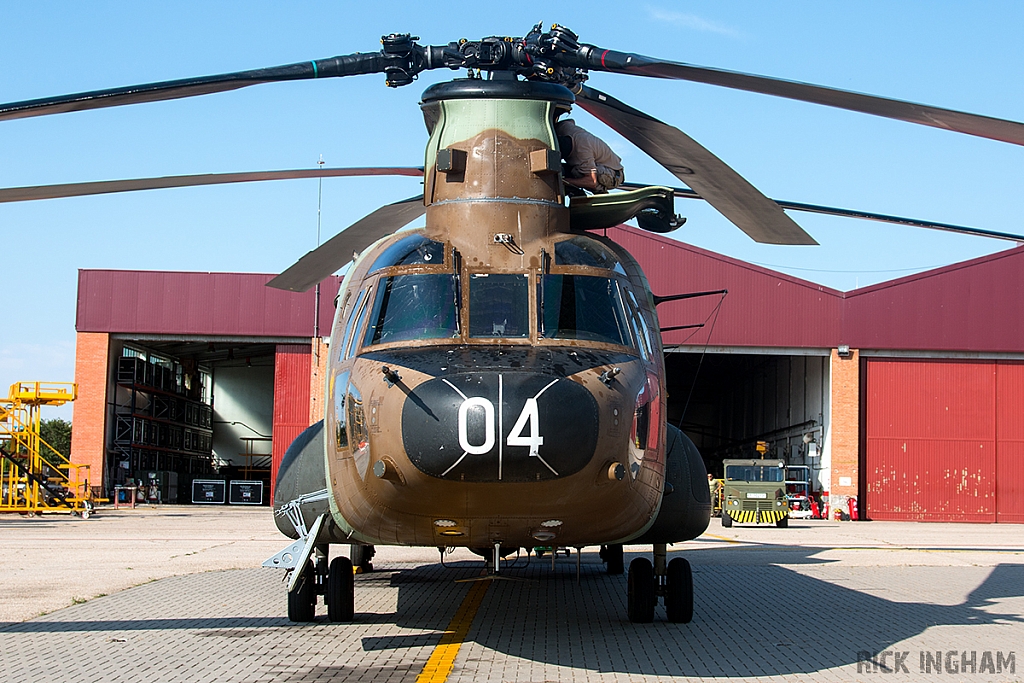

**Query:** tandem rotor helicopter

left=3, top=22, right=1024, bottom=625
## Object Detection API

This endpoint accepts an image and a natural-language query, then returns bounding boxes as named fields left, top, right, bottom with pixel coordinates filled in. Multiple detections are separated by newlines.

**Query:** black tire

left=327, top=556, right=354, bottom=622
left=665, top=557, right=693, bottom=623
left=350, top=544, right=375, bottom=573
left=776, top=515, right=789, bottom=528
left=287, top=563, right=316, bottom=623
left=604, top=544, right=624, bottom=575
left=721, top=510, right=733, bottom=528
left=627, top=557, right=656, bottom=623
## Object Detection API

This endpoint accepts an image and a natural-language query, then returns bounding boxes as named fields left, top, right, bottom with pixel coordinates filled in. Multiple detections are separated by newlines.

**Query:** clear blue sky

left=2, top=2, right=1022, bottom=419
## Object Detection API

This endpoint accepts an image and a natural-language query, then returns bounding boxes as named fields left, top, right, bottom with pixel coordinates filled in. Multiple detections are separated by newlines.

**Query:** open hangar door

left=863, top=358, right=1024, bottom=523
left=665, top=349, right=831, bottom=493
left=107, top=336, right=278, bottom=502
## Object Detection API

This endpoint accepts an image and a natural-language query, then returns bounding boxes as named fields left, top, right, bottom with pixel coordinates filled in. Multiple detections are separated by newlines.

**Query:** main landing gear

left=287, top=543, right=373, bottom=622
left=627, top=543, right=693, bottom=623
left=600, top=543, right=625, bottom=575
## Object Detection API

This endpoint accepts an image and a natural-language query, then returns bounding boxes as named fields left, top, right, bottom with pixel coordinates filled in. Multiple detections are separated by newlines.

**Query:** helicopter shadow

left=359, top=545, right=1024, bottom=677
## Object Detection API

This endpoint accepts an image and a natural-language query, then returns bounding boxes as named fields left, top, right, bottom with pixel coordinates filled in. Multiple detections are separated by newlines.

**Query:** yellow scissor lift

left=0, top=382, right=94, bottom=518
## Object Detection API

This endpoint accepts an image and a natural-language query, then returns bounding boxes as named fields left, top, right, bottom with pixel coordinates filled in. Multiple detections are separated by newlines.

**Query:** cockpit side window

left=554, top=236, right=626, bottom=274
left=469, top=273, right=530, bottom=338
left=362, top=274, right=459, bottom=346
left=538, top=274, right=633, bottom=347
left=338, top=289, right=366, bottom=361
left=344, top=288, right=372, bottom=360
left=368, top=234, right=445, bottom=275
left=625, top=289, right=653, bottom=361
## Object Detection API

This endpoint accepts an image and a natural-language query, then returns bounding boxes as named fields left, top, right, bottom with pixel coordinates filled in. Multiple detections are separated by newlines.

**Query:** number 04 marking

left=446, top=377, right=560, bottom=479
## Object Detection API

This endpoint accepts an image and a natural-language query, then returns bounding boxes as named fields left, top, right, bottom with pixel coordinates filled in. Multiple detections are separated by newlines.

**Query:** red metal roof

left=76, top=270, right=341, bottom=338
left=609, top=227, right=1024, bottom=353
left=844, top=248, right=1024, bottom=353
left=76, top=232, right=1024, bottom=354
left=608, top=227, right=843, bottom=349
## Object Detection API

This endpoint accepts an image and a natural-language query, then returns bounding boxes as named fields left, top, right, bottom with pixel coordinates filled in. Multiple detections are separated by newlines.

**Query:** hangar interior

left=665, top=349, right=830, bottom=492
left=106, top=335, right=277, bottom=502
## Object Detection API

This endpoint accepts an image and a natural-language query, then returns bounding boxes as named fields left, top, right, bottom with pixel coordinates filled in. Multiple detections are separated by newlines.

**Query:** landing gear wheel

left=665, top=557, right=693, bottom=623
left=327, top=556, right=354, bottom=622
left=776, top=516, right=789, bottom=528
left=721, top=510, right=733, bottom=528
left=287, top=563, right=316, bottom=623
left=603, top=544, right=624, bottom=575
left=350, top=544, right=375, bottom=573
left=627, top=557, right=656, bottom=623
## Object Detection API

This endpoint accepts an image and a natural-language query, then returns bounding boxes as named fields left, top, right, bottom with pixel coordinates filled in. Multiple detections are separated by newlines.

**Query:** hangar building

left=70, top=226, right=1024, bottom=522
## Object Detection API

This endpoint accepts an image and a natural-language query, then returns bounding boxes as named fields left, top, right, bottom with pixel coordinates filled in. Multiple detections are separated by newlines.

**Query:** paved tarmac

left=2, top=507, right=1024, bottom=682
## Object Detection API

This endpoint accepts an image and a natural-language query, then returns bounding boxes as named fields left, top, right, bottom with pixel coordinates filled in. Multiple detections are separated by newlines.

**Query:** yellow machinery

left=0, top=382, right=93, bottom=517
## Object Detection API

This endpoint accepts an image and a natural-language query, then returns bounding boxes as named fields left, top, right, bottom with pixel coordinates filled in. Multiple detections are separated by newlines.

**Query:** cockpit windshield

left=469, top=273, right=530, bottom=338
left=554, top=236, right=626, bottom=274
left=538, top=274, right=632, bottom=347
left=368, top=234, right=444, bottom=274
left=362, top=274, right=459, bottom=346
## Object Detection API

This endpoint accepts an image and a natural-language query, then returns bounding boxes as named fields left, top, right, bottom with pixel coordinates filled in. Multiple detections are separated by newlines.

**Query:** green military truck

left=720, top=458, right=790, bottom=528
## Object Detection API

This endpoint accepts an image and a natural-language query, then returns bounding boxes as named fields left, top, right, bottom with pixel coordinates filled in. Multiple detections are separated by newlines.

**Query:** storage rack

left=111, top=357, right=214, bottom=490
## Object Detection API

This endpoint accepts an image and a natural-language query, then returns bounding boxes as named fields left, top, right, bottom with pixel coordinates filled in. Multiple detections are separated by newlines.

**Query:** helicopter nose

left=401, top=371, right=599, bottom=482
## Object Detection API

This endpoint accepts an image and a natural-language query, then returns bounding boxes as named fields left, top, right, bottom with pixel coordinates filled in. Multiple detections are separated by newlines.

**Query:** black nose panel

left=402, top=372, right=599, bottom=482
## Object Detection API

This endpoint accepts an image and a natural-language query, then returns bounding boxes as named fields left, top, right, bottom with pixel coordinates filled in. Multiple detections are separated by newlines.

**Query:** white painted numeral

left=457, top=397, right=495, bottom=455
left=456, top=397, right=544, bottom=456
left=507, top=398, right=544, bottom=456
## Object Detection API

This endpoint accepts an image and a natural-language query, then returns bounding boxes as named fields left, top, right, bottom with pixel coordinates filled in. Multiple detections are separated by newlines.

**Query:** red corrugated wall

left=865, top=359, right=1024, bottom=522
left=997, top=363, right=1024, bottom=522
left=271, top=344, right=312, bottom=497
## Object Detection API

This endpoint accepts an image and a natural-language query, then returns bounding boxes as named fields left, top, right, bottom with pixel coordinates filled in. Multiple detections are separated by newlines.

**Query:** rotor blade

left=267, top=196, right=426, bottom=293
left=622, top=182, right=1024, bottom=243
left=576, top=86, right=817, bottom=245
left=0, top=167, right=424, bottom=204
left=572, top=47, right=1024, bottom=146
left=0, top=54, right=387, bottom=122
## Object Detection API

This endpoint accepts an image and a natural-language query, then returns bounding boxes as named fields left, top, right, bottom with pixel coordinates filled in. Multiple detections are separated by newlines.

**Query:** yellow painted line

left=703, top=533, right=741, bottom=544
left=415, top=579, right=490, bottom=683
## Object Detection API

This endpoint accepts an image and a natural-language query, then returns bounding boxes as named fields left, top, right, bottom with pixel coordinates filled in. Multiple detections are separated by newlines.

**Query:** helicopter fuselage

left=313, top=79, right=671, bottom=549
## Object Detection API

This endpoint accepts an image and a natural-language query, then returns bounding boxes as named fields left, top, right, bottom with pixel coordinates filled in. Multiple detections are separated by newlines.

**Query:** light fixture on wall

left=837, top=344, right=851, bottom=358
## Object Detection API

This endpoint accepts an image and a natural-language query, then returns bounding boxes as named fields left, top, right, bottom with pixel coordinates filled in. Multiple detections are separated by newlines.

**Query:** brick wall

left=308, top=338, right=329, bottom=426
left=71, top=332, right=110, bottom=493
left=829, top=348, right=860, bottom=511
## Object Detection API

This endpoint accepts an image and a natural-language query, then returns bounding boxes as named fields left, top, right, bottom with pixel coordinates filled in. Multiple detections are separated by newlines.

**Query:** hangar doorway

left=106, top=335, right=281, bottom=503
left=665, top=349, right=831, bottom=493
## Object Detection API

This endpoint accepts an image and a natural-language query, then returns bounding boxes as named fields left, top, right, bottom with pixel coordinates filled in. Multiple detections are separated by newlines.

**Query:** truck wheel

left=327, top=556, right=354, bottom=622
left=665, top=557, right=693, bottom=623
left=776, top=516, right=789, bottom=528
left=627, top=557, right=656, bottom=623
left=721, top=511, right=733, bottom=528
left=603, top=544, right=624, bottom=575
left=287, top=563, right=316, bottom=623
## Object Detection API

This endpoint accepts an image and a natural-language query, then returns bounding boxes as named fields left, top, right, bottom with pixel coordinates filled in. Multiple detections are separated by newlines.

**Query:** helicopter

left=2, top=22, right=1024, bottom=625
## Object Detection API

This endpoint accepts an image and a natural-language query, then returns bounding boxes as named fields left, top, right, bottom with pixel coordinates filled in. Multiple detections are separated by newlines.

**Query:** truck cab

left=720, top=458, right=790, bottom=528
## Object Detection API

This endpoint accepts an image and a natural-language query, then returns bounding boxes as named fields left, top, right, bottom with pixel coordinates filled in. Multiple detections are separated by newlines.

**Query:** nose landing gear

left=626, top=543, right=693, bottom=623
left=286, top=543, right=357, bottom=623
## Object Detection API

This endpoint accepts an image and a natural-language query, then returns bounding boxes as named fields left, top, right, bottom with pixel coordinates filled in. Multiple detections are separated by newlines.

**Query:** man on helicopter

left=555, top=115, right=625, bottom=194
